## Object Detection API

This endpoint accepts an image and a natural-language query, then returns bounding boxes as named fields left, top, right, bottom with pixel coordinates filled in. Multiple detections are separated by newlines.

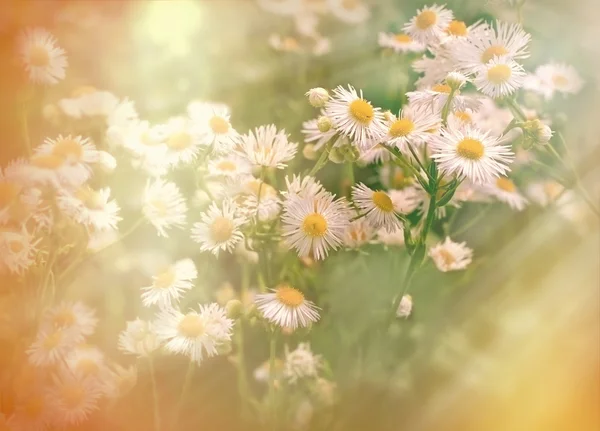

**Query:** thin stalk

left=441, top=89, right=456, bottom=126
left=308, top=141, right=333, bottom=176
left=268, top=332, right=277, bottom=430
left=407, top=142, right=431, bottom=180
left=172, top=362, right=195, bottom=430
left=148, top=356, right=161, bottom=431
left=505, top=97, right=527, bottom=121
left=387, top=257, right=418, bottom=327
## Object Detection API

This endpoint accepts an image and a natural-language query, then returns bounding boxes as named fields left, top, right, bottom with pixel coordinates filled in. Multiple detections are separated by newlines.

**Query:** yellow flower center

left=282, top=37, right=300, bottom=51
left=178, top=313, right=205, bottom=338
left=43, top=330, right=63, bottom=350
left=439, top=249, right=456, bottom=266
left=349, top=229, right=367, bottom=242
left=496, top=177, right=516, bottom=193
left=481, top=45, right=508, bottom=64
left=454, top=111, right=472, bottom=123
left=349, top=99, right=374, bottom=125
left=487, top=64, right=512, bottom=84
left=389, top=118, right=415, bottom=138
left=52, top=138, right=83, bottom=162
left=76, top=358, right=100, bottom=376
left=30, top=154, right=65, bottom=170
left=372, top=191, right=394, bottom=212
left=456, top=138, right=484, bottom=160
left=216, top=160, right=237, bottom=172
left=552, top=74, right=569, bottom=88
left=432, top=83, right=452, bottom=94
left=209, top=116, right=229, bottom=134
left=167, top=131, right=193, bottom=150
left=76, top=187, right=104, bottom=210
left=71, top=86, right=98, bottom=97
left=0, top=182, right=20, bottom=209
left=154, top=266, right=177, bottom=289
left=302, top=213, right=328, bottom=237
left=53, top=310, right=76, bottom=327
left=275, top=285, right=305, bottom=307
left=415, top=10, right=437, bottom=30
left=446, top=20, right=468, bottom=36
left=29, top=45, right=50, bottom=67
left=210, top=216, right=234, bottom=243
left=246, top=180, right=277, bottom=199
left=60, top=384, right=86, bottom=408
left=149, top=199, right=168, bottom=217
left=543, top=182, right=562, bottom=200
left=394, top=34, right=412, bottom=43
left=9, top=240, right=24, bottom=253
left=23, top=395, right=44, bottom=418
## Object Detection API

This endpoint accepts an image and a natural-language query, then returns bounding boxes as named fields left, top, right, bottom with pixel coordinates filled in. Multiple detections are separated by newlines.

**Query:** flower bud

left=317, top=115, right=332, bottom=132
left=445, top=71, right=467, bottom=91
left=302, top=144, right=317, bottom=160
left=305, top=87, right=329, bottom=108
left=396, top=294, right=413, bottom=318
left=383, top=110, right=397, bottom=122
left=225, top=299, right=244, bottom=320
left=328, top=147, right=345, bottom=164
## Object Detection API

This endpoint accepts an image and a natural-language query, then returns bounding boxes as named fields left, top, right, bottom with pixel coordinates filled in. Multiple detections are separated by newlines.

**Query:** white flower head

left=141, top=258, right=198, bottom=309
left=525, top=180, right=564, bottom=207
left=378, top=32, right=425, bottom=53
left=282, top=191, right=350, bottom=260
left=533, top=62, right=584, bottom=99
left=236, top=125, right=297, bottom=169
left=192, top=199, right=246, bottom=256
left=389, top=187, right=421, bottom=214
left=118, top=318, right=161, bottom=357
left=479, top=176, right=528, bottom=211
left=301, top=115, right=337, bottom=151
left=325, top=85, right=386, bottom=150
left=429, top=124, right=514, bottom=184
left=343, top=218, right=375, bottom=248
left=327, top=0, right=370, bottom=24
left=403, top=4, right=454, bottom=44
left=385, top=106, right=441, bottom=151
left=18, top=27, right=67, bottom=85
left=41, top=301, right=98, bottom=339
left=283, top=175, right=325, bottom=199
left=57, top=186, right=121, bottom=232
left=27, top=327, right=83, bottom=367
left=377, top=225, right=405, bottom=246
left=46, top=369, right=102, bottom=427
left=207, top=156, right=252, bottom=179
left=65, top=345, right=106, bottom=380
left=474, top=55, right=526, bottom=98
left=143, top=178, right=188, bottom=237
left=352, top=183, right=402, bottom=232
left=188, top=102, right=239, bottom=154
left=429, top=237, right=473, bottom=272
left=284, top=343, right=322, bottom=384
left=158, top=116, right=204, bottom=168
left=396, top=294, right=413, bottom=318
left=255, top=284, right=320, bottom=330
left=305, top=88, right=330, bottom=108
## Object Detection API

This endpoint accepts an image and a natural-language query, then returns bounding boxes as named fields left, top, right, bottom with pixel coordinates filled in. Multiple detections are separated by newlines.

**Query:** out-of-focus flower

left=143, top=178, right=188, bottom=237
left=118, top=318, right=160, bottom=357
left=192, top=199, right=246, bottom=256
left=403, top=4, right=454, bottom=44
left=141, top=258, right=197, bottom=309
left=236, top=125, right=298, bottom=169
left=378, top=32, right=425, bottom=53
left=479, top=176, right=528, bottom=211
left=18, top=27, right=67, bottom=85
left=429, top=237, right=473, bottom=272
left=396, top=294, right=413, bottom=318
left=283, top=343, right=322, bottom=383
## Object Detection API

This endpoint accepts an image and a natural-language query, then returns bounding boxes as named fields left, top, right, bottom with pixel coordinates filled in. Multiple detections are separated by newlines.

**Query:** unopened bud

left=383, top=110, right=397, bottom=122
left=317, top=116, right=332, bottom=132
left=445, top=71, right=467, bottom=91
left=328, top=146, right=345, bottom=164
left=305, top=87, right=329, bottom=108
left=302, top=144, right=317, bottom=160
left=396, top=294, right=413, bottom=318
left=226, top=299, right=244, bottom=320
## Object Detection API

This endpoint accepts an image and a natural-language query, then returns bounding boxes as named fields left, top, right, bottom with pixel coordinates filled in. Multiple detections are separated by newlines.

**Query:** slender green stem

left=148, top=356, right=161, bottom=431
left=268, top=331, right=277, bottom=430
left=308, top=141, right=333, bottom=176
left=172, top=362, right=195, bottom=430
left=346, top=162, right=355, bottom=190
left=441, top=89, right=456, bottom=126
left=407, top=142, right=431, bottom=180
left=505, top=97, right=526, bottom=121
left=420, top=193, right=437, bottom=241
left=387, top=258, right=418, bottom=327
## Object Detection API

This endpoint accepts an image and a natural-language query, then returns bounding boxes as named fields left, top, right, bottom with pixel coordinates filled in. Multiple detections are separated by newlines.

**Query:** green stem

left=268, top=331, right=277, bottom=430
left=308, top=140, right=333, bottom=176
left=407, top=142, right=431, bottom=180
left=505, top=97, right=526, bottom=121
left=387, top=257, right=418, bottom=327
left=148, top=356, right=161, bottom=431
left=441, top=89, right=456, bottom=126
left=172, top=362, right=195, bottom=430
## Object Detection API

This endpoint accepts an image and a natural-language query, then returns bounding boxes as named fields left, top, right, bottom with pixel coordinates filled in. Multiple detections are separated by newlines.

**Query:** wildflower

left=474, top=55, right=526, bottom=98
left=191, top=199, right=246, bottom=256
left=305, top=88, right=330, bottom=108
left=352, top=183, right=403, bottom=232
left=429, top=237, right=473, bottom=272
left=118, top=318, right=160, bottom=357
left=343, top=219, right=375, bottom=248
left=46, top=370, right=102, bottom=427
left=143, top=178, right=187, bottom=237
left=327, top=0, right=370, bottom=24
left=236, top=125, right=298, bottom=169
left=396, top=294, right=413, bottom=318
left=18, top=27, right=67, bottom=85
left=188, top=102, right=239, bottom=153
left=57, top=186, right=121, bottom=232
left=384, top=106, right=441, bottom=152
left=403, top=4, right=454, bottom=44
left=41, top=301, right=98, bottom=338
left=378, top=32, right=425, bottom=53
left=141, top=258, right=197, bottom=308
left=255, top=284, right=320, bottom=329
left=283, top=343, right=322, bottom=383
left=480, top=176, right=528, bottom=211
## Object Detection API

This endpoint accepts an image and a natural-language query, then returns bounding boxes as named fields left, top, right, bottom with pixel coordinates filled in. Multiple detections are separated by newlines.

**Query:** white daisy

left=103, top=363, right=138, bottom=399
left=429, top=237, right=473, bottom=272
left=480, top=176, right=528, bottom=211
left=474, top=55, right=526, bottom=98
left=27, top=327, right=82, bottom=366
left=378, top=32, right=425, bottom=53
left=237, top=178, right=282, bottom=222
left=384, top=106, right=440, bottom=151
left=352, top=183, right=402, bottom=232
left=192, top=199, right=246, bottom=256
left=58, top=86, right=120, bottom=118
left=158, top=116, right=204, bottom=168
left=429, top=124, right=514, bottom=184
left=41, top=301, right=98, bottom=338
left=407, top=85, right=481, bottom=115
left=327, top=0, right=370, bottom=24
left=255, top=284, right=320, bottom=329
left=0, top=225, right=40, bottom=274
left=235, top=124, right=298, bottom=169
left=281, top=192, right=350, bottom=260
left=46, top=370, right=101, bottom=427
left=141, top=258, right=198, bottom=308
left=534, top=62, right=584, bottom=98
left=18, top=27, right=67, bottom=85
left=525, top=180, right=564, bottom=207
left=207, top=155, right=252, bottom=179
left=283, top=175, right=325, bottom=199
left=143, top=178, right=188, bottom=237
left=396, top=294, right=413, bottom=318
left=413, top=46, right=457, bottom=88
left=451, top=20, right=531, bottom=75
left=153, top=303, right=233, bottom=364
left=389, top=187, right=421, bottom=214
left=283, top=343, right=322, bottom=384
left=118, top=318, right=161, bottom=357
left=188, top=102, right=239, bottom=153
left=65, top=345, right=106, bottom=380
left=325, top=85, right=387, bottom=150
left=57, top=186, right=121, bottom=232
left=442, top=19, right=488, bottom=41
left=376, top=225, right=405, bottom=246
left=359, top=143, right=393, bottom=164
left=342, top=218, right=375, bottom=248
left=403, top=4, right=454, bottom=44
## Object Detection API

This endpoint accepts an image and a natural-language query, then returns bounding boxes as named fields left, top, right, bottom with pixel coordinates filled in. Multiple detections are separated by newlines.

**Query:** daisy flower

left=429, top=124, right=514, bottom=184
left=283, top=175, right=325, bottom=199
left=208, top=155, right=252, bottom=179
left=283, top=343, right=322, bottom=384
left=0, top=225, right=40, bottom=274
left=236, top=125, right=298, bottom=169
left=41, top=301, right=98, bottom=338
left=255, top=284, right=320, bottom=329
left=376, top=225, right=405, bottom=246
left=18, top=27, right=67, bottom=85
left=474, top=56, right=526, bottom=98
left=143, top=178, right=188, bottom=237
left=389, top=188, right=421, bottom=214
left=153, top=303, right=233, bottom=364
left=188, top=102, right=239, bottom=153
left=384, top=106, right=440, bottom=151
left=413, top=46, right=457, bottom=88
left=158, top=116, right=204, bottom=168
left=480, top=176, right=528, bottom=211
left=141, top=258, right=197, bottom=308
left=451, top=20, right=530, bottom=75
left=27, top=327, right=82, bottom=366
left=352, top=183, right=403, bottom=232
left=534, top=62, right=584, bottom=98
left=46, top=370, right=101, bottom=427
left=325, top=85, right=387, bottom=150
left=359, top=143, right=393, bottom=164
left=342, top=218, right=375, bottom=248
left=378, top=32, right=425, bottom=53
left=65, top=345, right=106, bottom=379
left=58, top=87, right=120, bottom=118
left=103, top=364, right=138, bottom=399
left=118, top=318, right=161, bottom=357
left=403, top=4, right=454, bottom=44
left=407, top=84, right=481, bottom=115
left=192, top=199, right=246, bottom=256
left=281, top=192, right=350, bottom=260
left=36, top=134, right=99, bottom=167
left=327, top=0, right=370, bottom=23
left=57, top=186, right=121, bottom=232
left=525, top=180, right=564, bottom=207
left=237, top=178, right=282, bottom=222
left=396, top=294, right=413, bottom=318
left=301, top=116, right=337, bottom=151
left=442, top=19, right=488, bottom=41
left=470, top=98, right=513, bottom=136
left=429, top=237, right=473, bottom=272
